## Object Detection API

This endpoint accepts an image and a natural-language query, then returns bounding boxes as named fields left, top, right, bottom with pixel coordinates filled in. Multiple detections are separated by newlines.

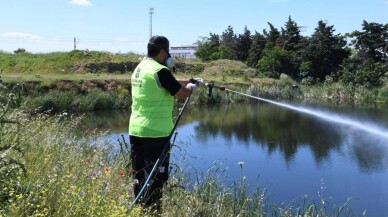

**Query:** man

left=129, top=35, right=197, bottom=209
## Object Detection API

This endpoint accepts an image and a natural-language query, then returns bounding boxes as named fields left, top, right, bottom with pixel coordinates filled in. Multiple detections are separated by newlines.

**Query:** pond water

left=80, top=100, right=388, bottom=216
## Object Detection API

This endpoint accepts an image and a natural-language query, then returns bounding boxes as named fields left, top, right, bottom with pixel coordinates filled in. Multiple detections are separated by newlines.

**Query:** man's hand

left=187, top=83, right=197, bottom=92
left=194, top=78, right=204, bottom=84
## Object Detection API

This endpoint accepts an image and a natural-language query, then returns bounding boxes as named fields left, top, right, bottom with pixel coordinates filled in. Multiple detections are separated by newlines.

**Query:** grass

left=0, top=50, right=141, bottom=75
left=1, top=72, right=130, bottom=83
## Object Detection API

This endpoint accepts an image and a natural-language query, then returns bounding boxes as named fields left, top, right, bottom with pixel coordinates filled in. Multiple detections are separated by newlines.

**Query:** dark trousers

left=130, top=135, right=170, bottom=208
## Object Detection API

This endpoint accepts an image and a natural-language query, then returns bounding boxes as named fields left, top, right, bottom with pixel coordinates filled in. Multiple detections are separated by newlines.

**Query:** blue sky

left=1, top=0, right=387, bottom=54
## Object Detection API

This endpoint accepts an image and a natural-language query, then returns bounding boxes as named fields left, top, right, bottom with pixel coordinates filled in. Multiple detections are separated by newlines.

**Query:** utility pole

left=73, top=37, right=79, bottom=50
left=149, top=8, right=154, bottom=39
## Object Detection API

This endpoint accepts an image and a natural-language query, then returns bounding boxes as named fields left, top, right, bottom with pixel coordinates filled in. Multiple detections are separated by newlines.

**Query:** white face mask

left=165, top=56, right=175, bottom=69
left=165, top=53, right=175, bottom=72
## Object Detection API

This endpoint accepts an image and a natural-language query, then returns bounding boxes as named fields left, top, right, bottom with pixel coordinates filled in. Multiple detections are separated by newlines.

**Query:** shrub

left=377, top=86, right=388, bottom=102
left=339, top=62, right=386, bottom=88
left=27, top=91, right=75, bottom=113
left=13, top=48, right=27, bottom=54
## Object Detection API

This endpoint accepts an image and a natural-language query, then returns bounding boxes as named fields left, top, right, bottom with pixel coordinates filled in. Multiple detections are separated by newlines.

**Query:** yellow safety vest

left=129, top=57, right=174, bottom=137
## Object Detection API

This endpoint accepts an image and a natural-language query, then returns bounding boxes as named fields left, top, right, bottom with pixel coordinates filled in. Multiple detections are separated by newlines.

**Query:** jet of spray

left=226, top=89, right=388, bottom=139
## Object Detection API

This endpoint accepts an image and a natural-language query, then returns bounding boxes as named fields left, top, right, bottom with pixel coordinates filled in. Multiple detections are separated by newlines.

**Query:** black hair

left=147, top=35, right=169, bottom=57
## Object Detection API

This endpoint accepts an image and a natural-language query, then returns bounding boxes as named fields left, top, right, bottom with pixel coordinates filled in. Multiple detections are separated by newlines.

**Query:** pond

left=79, top=100, right=388, bottom=216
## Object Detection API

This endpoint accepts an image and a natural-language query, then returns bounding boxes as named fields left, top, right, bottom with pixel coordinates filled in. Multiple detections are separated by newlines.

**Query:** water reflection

left=78, top=110, right=130, bottom=133
left=182, top=103, right=388, bottom=172
left=347, top=134, right=388, bottom=173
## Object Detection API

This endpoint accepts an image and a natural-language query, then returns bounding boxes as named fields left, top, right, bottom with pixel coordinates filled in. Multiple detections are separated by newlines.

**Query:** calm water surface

left=80, top=101, right=388, bottom=216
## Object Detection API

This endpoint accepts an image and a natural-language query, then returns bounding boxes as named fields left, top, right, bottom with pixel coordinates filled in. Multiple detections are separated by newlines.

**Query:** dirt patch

left=3, top=79, right=130, bottom=96
left=85, top=62, right=138, bottom=73
left=79, top=80, right=126, bottom=92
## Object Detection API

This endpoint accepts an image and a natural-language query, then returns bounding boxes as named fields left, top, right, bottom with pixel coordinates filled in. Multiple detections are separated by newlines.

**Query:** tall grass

left=0, top=90, right=144, bottom=216
left=161, top=160, right=360, bottom=217
left=24, top=88, right=130, bottom=113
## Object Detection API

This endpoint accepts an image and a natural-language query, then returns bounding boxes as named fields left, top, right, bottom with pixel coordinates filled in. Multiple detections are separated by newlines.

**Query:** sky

left=1, top=0, right=387, bottom=54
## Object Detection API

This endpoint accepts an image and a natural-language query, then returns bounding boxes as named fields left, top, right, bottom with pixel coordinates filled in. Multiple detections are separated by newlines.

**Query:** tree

left=256, top=44, right=291, bottom=79
left=302, top=20, right=350, bottom=81
left=208, top=33, right=221, bottom=50
left=213, top=45, right=231, bottom=60
left=338, top=21, right=387, bottom=87
left=278, top=16, right=302, bottom=52
left=277, top=16, right=305, bottom=79
left=195, top=37, right=213, bottom=61
left=195, top=33, right=221, bottom=61
left=263, top=22, right=280, bottom=45
left=220, top=25, right=238, bottom=60
left=339, top=61, right=386, bottom=87
left=235, top=26, right=252, bottom=61
left=349, top=20, right=388, bottom=63
left=247, top=31, right=266, bottom=67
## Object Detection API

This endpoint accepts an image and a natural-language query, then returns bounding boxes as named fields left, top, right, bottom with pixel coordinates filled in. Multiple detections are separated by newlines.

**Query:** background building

left=170, top=45, right=197, bottom=59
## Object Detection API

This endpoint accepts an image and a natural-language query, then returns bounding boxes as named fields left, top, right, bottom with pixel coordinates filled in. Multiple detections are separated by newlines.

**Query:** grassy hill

left=0, top=50, right=258, bottom=84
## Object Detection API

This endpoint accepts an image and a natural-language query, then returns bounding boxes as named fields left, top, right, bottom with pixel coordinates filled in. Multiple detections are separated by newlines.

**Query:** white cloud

left=1, top=32, right=42, bottom=41
left=116, top=37, right=128, bottom=43
left=70, top=0, right=92, bottom=7
left=47, top=38, right=63, bottom=44
left=385, top=0, right=388, bottom=4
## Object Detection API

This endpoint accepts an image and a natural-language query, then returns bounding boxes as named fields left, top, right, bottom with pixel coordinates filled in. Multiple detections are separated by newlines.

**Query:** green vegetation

left=1, top=54, right=387, bottom=114
left=195, top=18, right=388, bottom=87
left=25, top=88, right=130, bottom=113
left=0, top=86, right=140, bottom=216
left=0, top=50, right=140, bottom=75
left=0, top=88, right=362, bottom=216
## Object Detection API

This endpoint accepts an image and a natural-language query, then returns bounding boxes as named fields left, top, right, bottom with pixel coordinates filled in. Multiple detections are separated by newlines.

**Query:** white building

left=170, top=45, right=197, bottom=59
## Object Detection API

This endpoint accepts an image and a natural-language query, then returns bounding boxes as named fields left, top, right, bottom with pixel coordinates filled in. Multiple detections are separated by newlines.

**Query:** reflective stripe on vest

left=129, top=57, right=174, bottom=137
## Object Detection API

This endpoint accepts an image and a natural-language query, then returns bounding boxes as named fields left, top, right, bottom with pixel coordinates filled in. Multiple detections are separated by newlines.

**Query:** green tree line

left=195, top=17, right=388, bottom=87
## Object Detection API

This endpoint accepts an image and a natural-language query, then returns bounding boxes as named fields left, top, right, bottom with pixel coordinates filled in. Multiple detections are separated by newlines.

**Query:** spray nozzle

left=205, top=82, right=225, bottom=97
left=207, top=83, right=214, bottom=96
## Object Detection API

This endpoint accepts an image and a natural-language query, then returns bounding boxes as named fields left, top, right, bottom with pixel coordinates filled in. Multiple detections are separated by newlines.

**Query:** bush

left=24, top=88, right=131, bottom=113
left=28, top=91, right=75, bottom=113
left=13, top=48, right=27, bottom=54
left=339, top=62, right=386, bottom=88
left=377, top=86, right=388, bottom=102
